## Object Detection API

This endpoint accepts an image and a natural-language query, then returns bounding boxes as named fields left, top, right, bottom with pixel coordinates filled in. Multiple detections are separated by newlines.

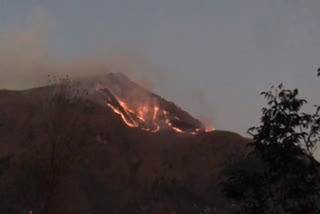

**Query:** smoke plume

left=0, top=9, right=214, bottom=128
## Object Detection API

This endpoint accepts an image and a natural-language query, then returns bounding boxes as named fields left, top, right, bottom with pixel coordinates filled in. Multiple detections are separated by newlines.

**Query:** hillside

left=0, top=74, right=248, bottom=214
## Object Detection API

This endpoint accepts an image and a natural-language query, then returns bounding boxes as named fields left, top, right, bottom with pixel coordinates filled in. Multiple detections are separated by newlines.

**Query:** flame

left=106, top=103, right=138, bottom=128
left=98, top=87, right=214, bottom=135
left=205, top=128, right=215, bottom=132
left=163, top=110, right=185, bottom=133
left=171, top=126, right=184, bottom=133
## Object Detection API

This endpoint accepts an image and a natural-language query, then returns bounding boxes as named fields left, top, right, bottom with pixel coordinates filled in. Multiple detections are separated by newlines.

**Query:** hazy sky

left=1, top=0, right=320, bottom=139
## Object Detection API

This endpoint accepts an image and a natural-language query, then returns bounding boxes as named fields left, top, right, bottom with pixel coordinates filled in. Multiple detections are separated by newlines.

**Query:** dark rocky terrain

left=0, top=73, right=249, bottom=214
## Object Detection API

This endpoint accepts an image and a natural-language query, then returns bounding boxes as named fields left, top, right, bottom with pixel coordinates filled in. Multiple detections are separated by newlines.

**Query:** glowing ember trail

left=97, top=87, right=214, bottom=135
left=205, top=128, right=215, bottom=132
left=106, top=103, right=138, bottom=128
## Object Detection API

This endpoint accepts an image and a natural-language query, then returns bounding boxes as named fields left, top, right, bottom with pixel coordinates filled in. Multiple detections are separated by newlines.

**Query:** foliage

left=222, top=80, right=320, bottom=213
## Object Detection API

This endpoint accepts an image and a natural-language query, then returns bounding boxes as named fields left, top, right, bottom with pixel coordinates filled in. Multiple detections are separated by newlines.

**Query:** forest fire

left=97, top=86, right=214, bottom=135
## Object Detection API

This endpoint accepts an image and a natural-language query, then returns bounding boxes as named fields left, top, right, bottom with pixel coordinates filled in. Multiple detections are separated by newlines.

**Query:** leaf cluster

left=222, top=82, right=320, bottom=213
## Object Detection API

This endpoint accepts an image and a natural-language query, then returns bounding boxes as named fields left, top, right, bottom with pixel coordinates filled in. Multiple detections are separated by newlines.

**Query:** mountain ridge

left=0, top=74, right=248, bottom=213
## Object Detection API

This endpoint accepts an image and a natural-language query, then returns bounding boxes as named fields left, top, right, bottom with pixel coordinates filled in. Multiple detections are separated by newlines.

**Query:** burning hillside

left=0, top=77, right=247, bottom=214
left=90, top=72, right=214, bottom=134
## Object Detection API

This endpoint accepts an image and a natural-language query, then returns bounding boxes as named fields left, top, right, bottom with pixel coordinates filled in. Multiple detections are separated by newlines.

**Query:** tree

left=222, top=74, right=320, bottom=213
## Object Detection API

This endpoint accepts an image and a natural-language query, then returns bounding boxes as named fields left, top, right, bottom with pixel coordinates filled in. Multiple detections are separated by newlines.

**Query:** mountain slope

left=0, top=75, right=248, bottom=214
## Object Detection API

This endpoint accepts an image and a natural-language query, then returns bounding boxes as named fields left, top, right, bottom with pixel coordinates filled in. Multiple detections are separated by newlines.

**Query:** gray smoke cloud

left=0, top=9, right=214, bottom=128
left=0, top=9, right=161, bottom=90
left=0, top=8, right=50, bottom=89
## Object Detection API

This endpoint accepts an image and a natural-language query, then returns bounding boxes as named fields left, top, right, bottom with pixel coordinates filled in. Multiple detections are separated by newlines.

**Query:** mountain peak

left=93, top=72, right=210, bottom=134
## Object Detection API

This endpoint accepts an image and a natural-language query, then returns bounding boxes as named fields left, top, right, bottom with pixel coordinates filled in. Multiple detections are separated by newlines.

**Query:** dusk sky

left=1, top=0, right=320, bottom=143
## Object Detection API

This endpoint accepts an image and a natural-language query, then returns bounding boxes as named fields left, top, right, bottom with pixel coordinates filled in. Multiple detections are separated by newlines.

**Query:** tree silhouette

left=222, top=74, right=320, bottom=213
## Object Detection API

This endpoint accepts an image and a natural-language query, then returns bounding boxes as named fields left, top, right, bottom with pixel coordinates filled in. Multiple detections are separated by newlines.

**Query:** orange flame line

left=171, top=126, right=184, bottom=133
left=205, top=128, right=215, bottom=132
left=100, top=88, right=214, bottom=134
left=107, top=103, right=138, bottom=128
left=163, top=110, right=185, bottom=134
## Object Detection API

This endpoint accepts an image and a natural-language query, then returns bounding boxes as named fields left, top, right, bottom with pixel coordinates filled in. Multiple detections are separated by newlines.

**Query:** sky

left=1, top=0, right=320, bottom=141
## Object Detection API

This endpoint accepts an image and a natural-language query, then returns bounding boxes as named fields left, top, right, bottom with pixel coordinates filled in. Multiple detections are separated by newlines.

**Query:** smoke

left=191, top=88, right=215, bottom=128
left=0, top=9, right=160, bottom=91
left=0, top=8, right=50, bottom=89
left=0, top=9, right=214, bottom=128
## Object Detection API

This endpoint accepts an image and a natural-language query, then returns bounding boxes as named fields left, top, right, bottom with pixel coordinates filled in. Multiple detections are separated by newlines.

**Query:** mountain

left=0, top=73, right=248, bottom=214
left=82, top=72, right=207, bottom=133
